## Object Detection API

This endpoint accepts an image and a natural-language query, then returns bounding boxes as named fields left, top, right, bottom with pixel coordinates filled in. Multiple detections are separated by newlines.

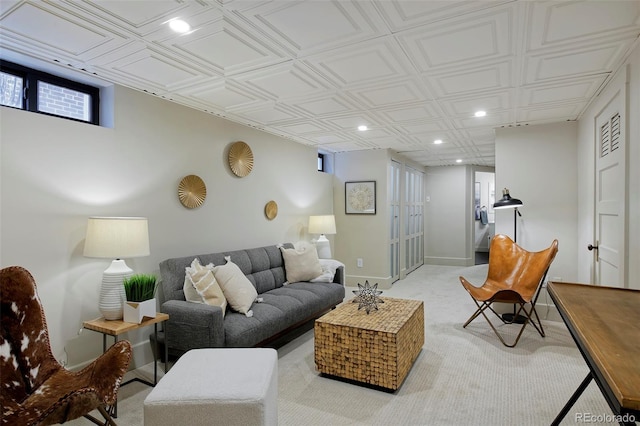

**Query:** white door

left=389, top=160, right=401, bottom=283
left=403, top=166, right=424, bottom=275
left=593, top=86, right=627, bottom=288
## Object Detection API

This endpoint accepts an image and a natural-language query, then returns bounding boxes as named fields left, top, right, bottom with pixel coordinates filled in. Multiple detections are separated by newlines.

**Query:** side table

left=83, top=313, right=169, bottom=416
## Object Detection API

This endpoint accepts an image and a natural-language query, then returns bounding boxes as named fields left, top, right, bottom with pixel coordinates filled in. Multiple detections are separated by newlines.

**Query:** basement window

left=0, top=60, right=99, bottom=125
left=318, top=153, right=326, bottom=172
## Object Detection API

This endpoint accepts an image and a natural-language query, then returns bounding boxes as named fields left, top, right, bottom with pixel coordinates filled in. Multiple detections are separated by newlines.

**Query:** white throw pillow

left=311, top=259, right=345, bottom=283
left=184, top=258, right=228, bottom=316
left=280, top=245, right=323, bottom=283
left=212, top=256, right=257, bottom=317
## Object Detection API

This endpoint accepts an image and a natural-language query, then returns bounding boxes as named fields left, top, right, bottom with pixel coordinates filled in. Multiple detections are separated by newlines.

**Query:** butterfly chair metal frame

left=1, top=266, right=132, bottom=426
left=459, top=235, right=559, bottom=348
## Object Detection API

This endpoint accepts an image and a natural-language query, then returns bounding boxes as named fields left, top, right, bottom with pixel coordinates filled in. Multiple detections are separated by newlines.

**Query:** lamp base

left=315, top=234, right=332, bottom=259
left=99, top=259, right=132, bottom=320
left=502, top=313, right=527, bottom=324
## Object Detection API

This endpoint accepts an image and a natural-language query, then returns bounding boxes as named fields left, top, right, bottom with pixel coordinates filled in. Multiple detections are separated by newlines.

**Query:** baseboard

left=424, top=256, right=472, bottom=267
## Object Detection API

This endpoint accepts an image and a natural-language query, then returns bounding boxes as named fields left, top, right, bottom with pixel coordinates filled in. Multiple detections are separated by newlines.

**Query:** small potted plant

left=122, top=274, right=157, bottom=324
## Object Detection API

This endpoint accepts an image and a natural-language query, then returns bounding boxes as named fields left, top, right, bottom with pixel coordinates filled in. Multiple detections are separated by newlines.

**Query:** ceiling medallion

left=178, top=175, right=206, bottom=209
left=228, top=141, right=254, bottom=177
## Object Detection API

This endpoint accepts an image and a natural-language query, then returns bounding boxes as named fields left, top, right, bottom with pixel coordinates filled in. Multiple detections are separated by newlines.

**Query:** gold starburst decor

left=352, top=280, right=384, bottom=314
left=178, top=174, right=207, bottom=209
left=228, top=141, right=254, bottom=177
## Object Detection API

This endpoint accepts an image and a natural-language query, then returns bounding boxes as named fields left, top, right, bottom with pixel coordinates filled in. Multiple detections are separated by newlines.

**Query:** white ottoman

left=144, top=348, right=278, bottom=426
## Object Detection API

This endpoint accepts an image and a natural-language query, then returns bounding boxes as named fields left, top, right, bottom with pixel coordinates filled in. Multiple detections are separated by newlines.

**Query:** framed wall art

left=345, top=181, right=376, bottom=215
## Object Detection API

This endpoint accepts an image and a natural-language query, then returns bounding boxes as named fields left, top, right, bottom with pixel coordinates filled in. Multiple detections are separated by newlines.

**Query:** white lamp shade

left=84, top=217, right=150, bottom=259
left=308, top=215, right=336, bottom=235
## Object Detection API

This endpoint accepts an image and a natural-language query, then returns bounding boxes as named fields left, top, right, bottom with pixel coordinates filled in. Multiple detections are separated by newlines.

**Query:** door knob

left=587, top=244, right=598, bottom=251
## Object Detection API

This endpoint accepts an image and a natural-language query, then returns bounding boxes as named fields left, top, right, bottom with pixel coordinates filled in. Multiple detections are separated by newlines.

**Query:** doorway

left=474, top=171, right=495, bottom=265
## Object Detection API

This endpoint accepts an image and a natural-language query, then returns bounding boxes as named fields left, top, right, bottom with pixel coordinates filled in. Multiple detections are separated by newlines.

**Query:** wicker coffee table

left=314, top=297, right=424, bottom=390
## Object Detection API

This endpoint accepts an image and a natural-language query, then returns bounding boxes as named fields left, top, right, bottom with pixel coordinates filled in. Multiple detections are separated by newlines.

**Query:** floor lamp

left=493, top=189, right=525, bottom=324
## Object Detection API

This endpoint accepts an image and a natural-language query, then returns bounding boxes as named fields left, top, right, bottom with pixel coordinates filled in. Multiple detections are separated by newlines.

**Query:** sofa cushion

left=311, top=259, right=346, bottom=283
left=213, top=257, right=258, bottom=317
left=280, top=246, right=323, bottom=283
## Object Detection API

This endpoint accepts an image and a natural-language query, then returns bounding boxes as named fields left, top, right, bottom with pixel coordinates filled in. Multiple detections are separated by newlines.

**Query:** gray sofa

left=154, top=243, right=345, bottom=358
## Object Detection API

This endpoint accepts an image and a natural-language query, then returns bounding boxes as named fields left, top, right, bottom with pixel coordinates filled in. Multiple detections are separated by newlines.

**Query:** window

left=318, top=153, right=325, bottom=172
left=0, top=60, right=99, bottom=125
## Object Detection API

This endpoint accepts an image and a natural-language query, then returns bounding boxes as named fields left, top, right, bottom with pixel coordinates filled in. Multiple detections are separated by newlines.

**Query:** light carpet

left=71, top=264, right=615, bottom=425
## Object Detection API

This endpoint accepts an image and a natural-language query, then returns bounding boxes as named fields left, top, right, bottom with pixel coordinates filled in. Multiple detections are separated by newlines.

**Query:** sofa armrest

left=333, top=265, right=345, bottom=286
left=162, top=300, right=225, bottom=351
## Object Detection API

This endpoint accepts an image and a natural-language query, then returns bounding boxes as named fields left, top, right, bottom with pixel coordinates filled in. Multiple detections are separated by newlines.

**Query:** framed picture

left=345, top=181, right=376, bottom=214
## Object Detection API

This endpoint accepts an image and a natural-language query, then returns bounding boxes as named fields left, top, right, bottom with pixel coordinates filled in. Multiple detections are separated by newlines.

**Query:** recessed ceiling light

left=456, top=159, right=462, bottom=163
left=169, top=19, right=191, bottom=33
left=474, top=110, right=487, bottom=117
left=434, top=139, right=443, bottom=145
left=357, top=125, right=368, bottom=131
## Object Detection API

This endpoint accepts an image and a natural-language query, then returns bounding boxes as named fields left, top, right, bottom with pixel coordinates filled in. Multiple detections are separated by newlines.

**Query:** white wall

left=334, top=149, right=390, bottom=287
left=494, top=122, right=578, bottom=282
left=577, top=41, right=640, bottom=289
left=424, top=165, right=472, bottom=266
left=0, top=85, right=334, bottom=369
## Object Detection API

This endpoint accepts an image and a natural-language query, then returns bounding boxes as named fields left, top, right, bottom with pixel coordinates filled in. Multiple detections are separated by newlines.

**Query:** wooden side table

left=83, top=313, right=169, bottom=387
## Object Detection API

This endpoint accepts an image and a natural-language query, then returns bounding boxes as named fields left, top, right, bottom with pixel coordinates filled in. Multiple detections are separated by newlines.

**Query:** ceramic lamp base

left=99, top=259, right=132, bottom=320
left=315, top=234, right=332, bottom=259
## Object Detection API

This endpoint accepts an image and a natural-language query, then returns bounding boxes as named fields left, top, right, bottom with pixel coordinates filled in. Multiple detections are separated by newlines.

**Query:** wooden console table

left=547, top=282, right=640, bottom=425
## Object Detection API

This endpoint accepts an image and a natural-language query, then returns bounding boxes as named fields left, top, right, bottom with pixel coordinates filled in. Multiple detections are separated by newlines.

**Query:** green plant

left=123, top=274, right=157, bottom=302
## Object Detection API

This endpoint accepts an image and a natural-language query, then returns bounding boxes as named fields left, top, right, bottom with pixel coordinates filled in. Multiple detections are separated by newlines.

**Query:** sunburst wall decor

left=228, top=141, right=254, bottom=177
left=178, top=175, right=206, bottom=209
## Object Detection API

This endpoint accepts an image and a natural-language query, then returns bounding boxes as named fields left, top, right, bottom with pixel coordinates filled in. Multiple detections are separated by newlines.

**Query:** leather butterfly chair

left=459, top=235, right=559, bottom=347
left=1, top=266, right=132, bottom=426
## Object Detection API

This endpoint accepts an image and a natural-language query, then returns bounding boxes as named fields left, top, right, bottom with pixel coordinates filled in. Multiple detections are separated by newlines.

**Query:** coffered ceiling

left=1, top=1, right=639, bottom=167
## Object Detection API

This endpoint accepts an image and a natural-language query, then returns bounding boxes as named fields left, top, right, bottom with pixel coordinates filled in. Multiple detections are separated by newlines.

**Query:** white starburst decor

left=352, top=280, right=384, bottom=314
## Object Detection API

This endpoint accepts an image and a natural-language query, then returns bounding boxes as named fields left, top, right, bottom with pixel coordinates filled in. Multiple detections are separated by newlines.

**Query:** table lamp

left=309, top=215, right=336, bottom=259
left=83, top=217, right=150, bottom=320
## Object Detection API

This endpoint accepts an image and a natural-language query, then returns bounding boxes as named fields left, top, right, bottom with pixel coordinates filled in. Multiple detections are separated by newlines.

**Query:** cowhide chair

left=1, top=266, right=132, bottom=426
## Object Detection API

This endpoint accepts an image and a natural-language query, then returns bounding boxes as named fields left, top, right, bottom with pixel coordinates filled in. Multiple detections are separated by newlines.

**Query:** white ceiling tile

left=184, top=81, right=263, bottom=109
left=1, top=2, right=109, bottom=55
left=170, top=17, right=286, bottom=75
left=524, top=41, right=633, bottom=83
left=302, top=38, right=413, bottom=87
left=374, top=102, right=441, bottom=123
left=236, top=0, right=387, bottom=56
left=526, top=0, right=640, bottom=51
left=517, top=104, right=583, bottom=123
left=439, top=90, right=512, bottom=117
left=233, top=62, right=332, bottom=100
left=346, top=77, right=431, bottom=108
left=520, top=77, right=605, bottom=106
left=427, top=61, right=512, bottom=97
left=396, top=6, right=514, bottom=71
left=374, top=0, right=513, bottom=32
left=323, top=113, right=381, bottom=130
left=289, top=94, right=356, bottom=116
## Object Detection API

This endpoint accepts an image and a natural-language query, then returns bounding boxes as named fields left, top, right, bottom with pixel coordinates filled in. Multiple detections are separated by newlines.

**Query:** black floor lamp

left=493, top=188, right=526, bottom=324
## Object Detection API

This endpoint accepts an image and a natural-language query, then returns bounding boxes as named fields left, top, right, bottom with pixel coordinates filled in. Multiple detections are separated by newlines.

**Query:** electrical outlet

left=357, top=258, right=363, bottom=268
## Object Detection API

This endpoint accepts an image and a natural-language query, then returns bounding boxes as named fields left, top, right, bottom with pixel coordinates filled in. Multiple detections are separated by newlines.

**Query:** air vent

left=600, top=121, right=610, bottom=157
left=610, top=113, right=620, bottom=152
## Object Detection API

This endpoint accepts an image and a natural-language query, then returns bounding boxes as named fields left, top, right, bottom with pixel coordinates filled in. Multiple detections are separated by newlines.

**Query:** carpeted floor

left=70, top=264, right=615, bottom=425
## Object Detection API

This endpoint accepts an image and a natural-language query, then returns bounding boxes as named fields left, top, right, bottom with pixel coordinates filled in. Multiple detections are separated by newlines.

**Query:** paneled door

left=404, top=166, right=424, bottom=275
left=389, top=160, right=401, bottom=283
left=593, top=80, right=627, bottom=288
